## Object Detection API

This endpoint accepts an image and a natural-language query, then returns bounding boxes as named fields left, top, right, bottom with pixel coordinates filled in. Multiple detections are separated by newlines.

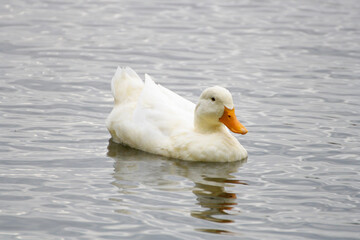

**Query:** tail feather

left=111, top=67, right=144, bottom=105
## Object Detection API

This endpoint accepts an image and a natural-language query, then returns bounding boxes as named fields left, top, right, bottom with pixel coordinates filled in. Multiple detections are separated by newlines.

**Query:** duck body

left=106, top=67, right=248, bottom=162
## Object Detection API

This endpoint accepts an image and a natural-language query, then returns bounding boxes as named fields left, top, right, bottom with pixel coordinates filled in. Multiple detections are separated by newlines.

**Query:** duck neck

left=194, top=114, right=224, bottom=134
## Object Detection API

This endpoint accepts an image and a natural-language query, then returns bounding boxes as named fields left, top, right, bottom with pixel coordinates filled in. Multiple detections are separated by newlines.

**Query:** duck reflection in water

left=107, top=139, right=247, bottom=224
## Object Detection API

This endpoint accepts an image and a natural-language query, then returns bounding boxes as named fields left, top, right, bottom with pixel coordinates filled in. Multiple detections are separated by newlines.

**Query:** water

left=1, top=0, right=359, bottom=239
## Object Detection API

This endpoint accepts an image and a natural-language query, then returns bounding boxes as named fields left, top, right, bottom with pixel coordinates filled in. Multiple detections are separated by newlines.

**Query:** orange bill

left=219, top=107, right=248, bottom=135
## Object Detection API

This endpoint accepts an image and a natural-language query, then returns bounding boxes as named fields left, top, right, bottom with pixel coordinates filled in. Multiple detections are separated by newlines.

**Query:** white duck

left=106, top=67, right=248, bottom=162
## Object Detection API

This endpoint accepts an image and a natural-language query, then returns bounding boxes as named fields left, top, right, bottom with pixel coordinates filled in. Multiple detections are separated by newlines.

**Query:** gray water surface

left=1, top=0, right=360, bottom=239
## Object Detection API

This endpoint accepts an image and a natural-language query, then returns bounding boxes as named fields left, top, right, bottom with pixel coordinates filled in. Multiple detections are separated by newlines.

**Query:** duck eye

left=211, top=97, right=216, bottom=102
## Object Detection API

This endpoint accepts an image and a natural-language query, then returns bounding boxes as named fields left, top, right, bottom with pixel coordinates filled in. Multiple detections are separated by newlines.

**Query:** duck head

left=194, top=86, right=248, bottom=135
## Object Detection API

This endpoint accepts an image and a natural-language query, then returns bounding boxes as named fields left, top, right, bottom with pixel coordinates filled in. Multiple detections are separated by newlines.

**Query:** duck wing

left=133, top=74, right=195, bottom=141
left=108, top=67, right=195, bottom=154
